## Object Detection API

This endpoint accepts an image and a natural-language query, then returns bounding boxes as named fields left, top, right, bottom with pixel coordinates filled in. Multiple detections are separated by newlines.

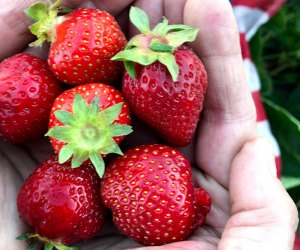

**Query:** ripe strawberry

left=0, top=53, right=62, bottom=144
left=17, top=154, right=105, bottom=249
left=46, top=83, right=132, bottom=177
left=101, top=144, right=211, bottom=246
left=25, top=0, right=127, bottom=85
left=113, top=7, right=208, bottom=147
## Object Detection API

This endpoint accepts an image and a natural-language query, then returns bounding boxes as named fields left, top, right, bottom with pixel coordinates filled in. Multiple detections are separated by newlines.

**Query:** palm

left=3, top=1, right=251, bottom=249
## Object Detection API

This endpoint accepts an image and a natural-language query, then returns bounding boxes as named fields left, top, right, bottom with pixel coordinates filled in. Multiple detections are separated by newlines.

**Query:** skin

left=0, top=0, right=298, bottom=249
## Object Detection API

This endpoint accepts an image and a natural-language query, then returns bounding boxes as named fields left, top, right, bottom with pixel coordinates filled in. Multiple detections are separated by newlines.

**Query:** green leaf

left=280, top=146, right=300, bottom=177
left=54, top=110, right=74, bottom=126
left=46, top=126, right=71, bottom=142
left=110, top=124, right=133, bottom=137
left=29, top=22, right=46, bottom=37
left=124, top=61, right=136, bottom=79
left=158, top=53, right=179, bottom=81
left=287, top=85, right=300, bottom=119
left=281, top=176, right=300, bottom=190
left=263, top=98, right=300, bottom=162
left=44, top=243, right=54, bottom=250
left=149, top=43, right=175, bottom=53
left=56, top=246, right=79, bottom=250
left=112, top=48, right=158, bottom=66
left=100, top=102, right=123, bottom=125
left=16, top=233, right=32, bottom=240
left=257, top=66, right=273, bottom=96
left=89, top=153, right=105, bottom=178
left=71, top=153, right=88, bottom=168
left=166, top=28, right=199, bottom=47
left=100, top=138, right=123, bottom=155
left=49, top=0, right=63, bottom=11
left=25, top=2, right=48, bottom=21
left=152, top=17, right=169, bottom=34
left=87, top=95, right=100, bottom=118
left=58, top=144, right=74, bottom=163
left=73, top=93, right=88, bottom=119
left=129, top=6, right=150, bottom=33
left=28, top=240, right=39, bottom=250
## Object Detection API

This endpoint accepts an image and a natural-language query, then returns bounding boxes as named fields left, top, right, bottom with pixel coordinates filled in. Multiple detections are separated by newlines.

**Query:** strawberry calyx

left=111, top=6, right=199, bottom=81
left=17, top=233, right=78, bottom=250
left=25, top=0, right=69, bottom=47
left=46, top=93, right=133, bottom=178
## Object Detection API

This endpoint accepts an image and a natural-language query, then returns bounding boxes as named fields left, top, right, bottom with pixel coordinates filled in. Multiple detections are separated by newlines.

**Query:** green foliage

left=249, top=0, right=300, bottom=214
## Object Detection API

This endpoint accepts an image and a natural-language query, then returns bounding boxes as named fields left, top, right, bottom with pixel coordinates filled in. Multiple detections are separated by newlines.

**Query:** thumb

left=219, top=137, right=298, bottom=250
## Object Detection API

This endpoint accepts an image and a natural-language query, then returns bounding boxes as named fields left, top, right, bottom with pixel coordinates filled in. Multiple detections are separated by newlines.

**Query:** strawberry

left=25, top=0, right=127, bottom=85
left=101, top=144, right=211, bottom=246
left=112, top=7, right=208, bottom=147
left=46, top=83, right=132, bottom=177
left=0, top=53, right=62, bottom=144
left=17, top=154, right=105, bottom=249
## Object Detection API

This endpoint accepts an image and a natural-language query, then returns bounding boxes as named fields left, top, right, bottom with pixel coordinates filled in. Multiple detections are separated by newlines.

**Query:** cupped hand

left=0, top=0, right=298, bottom=250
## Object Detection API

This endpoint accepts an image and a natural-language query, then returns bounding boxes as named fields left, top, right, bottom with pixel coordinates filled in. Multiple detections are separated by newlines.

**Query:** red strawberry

left=101, top=144, right=211, bottom=246
left=17, top=154, right=105, bottom=249
left=113, top=7, right=208, bottom=147
left=25, top=1, right=127, bottom=85
left=46, top=83, right=132, bottom=177
left=0, top=53, right=63, bottom=144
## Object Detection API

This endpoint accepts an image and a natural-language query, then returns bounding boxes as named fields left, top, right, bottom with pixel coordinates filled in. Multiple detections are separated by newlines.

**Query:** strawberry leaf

left=110, top=124, right=133, bottom=137
left=89, top=153, right=105, bottom=178
left=158, top=53, right=179, bottom=81
left=152, top=17, right=169, bottom=34
left=71, top=153, right=89, bottom=168
left=129, top=6, right=150, bottom=33
left=112, top=48, right=158, bottom=66
left=44, top=243, right=54, bottom=250
left=149, top=43, right=175, bottom=53
left=100, top=102, right=123, bottom=124
left=46, top=126, right=72, bottom=142
left=73, top=93, right=89, bottom=118
left=58, top=144, right=74, bottom=163
left=99, top=138, right=123, bottom=155
left=28, top=239, right=39, bottom=250
left=87, top=95, right=101, bottom=117
left=124, top=61, right=136, bottom=79
left=54, top=110, right=75, bottom=126
left=16, top=233, right=34, bottom=240
left=25, top=2, right=48, bottom=21
left=166, top=28, right=199, bottom=47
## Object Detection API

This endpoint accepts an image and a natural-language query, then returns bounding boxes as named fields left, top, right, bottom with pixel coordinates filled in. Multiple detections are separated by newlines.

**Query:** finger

left=163, top=0, right=186, bottom=24
left=184, top=0, right=257, bottom=187
left=0, top=151, right=27, bottom=249
left=92, top=0, right=134, bottom=16
left=219, top=137, right=298, bottom=249
left=0, top=141, right=37, bottom=179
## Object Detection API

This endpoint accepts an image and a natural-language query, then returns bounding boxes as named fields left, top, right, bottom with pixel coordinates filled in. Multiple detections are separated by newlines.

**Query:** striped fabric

left=231, top=0, right=285, bottom=176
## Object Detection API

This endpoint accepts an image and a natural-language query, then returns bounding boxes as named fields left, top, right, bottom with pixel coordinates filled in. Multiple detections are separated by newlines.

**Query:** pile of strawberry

left=0, top=1, right=211, bottom=249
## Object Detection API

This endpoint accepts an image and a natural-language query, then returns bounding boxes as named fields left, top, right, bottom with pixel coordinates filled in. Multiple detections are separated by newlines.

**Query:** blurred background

left=249, top=0, right=300, bottom=240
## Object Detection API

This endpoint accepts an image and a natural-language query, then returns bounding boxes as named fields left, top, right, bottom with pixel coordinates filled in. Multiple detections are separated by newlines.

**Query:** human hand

left=0, top=0, right=298, bottom=250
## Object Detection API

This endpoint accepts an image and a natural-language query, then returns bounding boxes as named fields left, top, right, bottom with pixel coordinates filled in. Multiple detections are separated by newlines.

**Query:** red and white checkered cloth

left=231, top=0, right=285, bottom=176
